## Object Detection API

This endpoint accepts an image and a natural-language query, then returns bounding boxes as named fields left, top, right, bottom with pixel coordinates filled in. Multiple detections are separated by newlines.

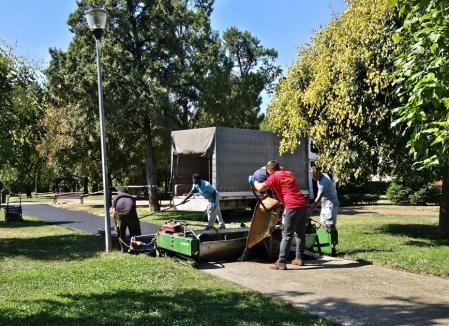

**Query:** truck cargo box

left=171, top=127, right=312, bottom=211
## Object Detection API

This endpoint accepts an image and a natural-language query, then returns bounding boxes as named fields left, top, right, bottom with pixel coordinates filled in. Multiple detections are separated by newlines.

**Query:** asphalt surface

left=21, top=203, right=159, bottom=235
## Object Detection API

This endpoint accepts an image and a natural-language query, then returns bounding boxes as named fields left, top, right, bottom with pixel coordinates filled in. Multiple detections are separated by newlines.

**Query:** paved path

left=203, top=258, right=449, bottom=326
left=21, top=204, right=159, bottom=235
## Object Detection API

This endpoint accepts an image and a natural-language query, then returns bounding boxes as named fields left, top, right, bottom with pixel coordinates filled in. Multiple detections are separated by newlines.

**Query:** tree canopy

left=41, top=0, right=279, bottom=209
left=392, top=0, right=449, bottom=235
left=266, top=0, right=399, bottom=182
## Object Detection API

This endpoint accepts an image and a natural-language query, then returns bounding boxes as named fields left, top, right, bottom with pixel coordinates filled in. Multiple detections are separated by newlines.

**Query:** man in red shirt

left=249, top=160, right=308, bottom=270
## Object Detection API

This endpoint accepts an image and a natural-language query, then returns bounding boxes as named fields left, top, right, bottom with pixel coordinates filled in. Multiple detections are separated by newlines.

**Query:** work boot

left=291, top=258, right=304, bottom=266
left=269, top=261, right=287, bottom=270
left=218, top=224, right=226, bottom=229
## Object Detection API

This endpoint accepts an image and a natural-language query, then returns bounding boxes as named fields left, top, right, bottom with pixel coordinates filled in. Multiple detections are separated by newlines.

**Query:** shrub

left=364, top=194, right=381, bottom=204
left=339, top=193, right=381, bottom=206
left=386, top=182, right=412, bottom=204
left=338, top=181, right=390, bottom=195
left=409, top=183, right=441, bottom=205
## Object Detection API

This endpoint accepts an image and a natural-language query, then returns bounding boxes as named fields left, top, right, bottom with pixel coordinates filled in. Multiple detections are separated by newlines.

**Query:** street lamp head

left=85, top=7, right=107, bottom=39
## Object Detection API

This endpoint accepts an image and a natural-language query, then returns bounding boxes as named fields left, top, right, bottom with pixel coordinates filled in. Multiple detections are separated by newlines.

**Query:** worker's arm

left=253, top=180, right=270, bottom=192
left=248, top=175, right=270, bottom=192
left=182, top=190, right=194, bottom=203
left=311, top=191, right=323, bottom=209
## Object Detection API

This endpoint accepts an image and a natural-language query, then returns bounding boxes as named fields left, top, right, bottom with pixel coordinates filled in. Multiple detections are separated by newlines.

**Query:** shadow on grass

left=0, top=233, right=103, bottom=261
left=377, top=224, right=449, bottom=245
left=340, top=248, right=394, bottom=256
left=0, top=220, right=74, bottom=228
left=2, top=288, right=449, bottom=325
left=141, top=210, right=205, bottom=222
left=0, top=288, right=337, bottom=326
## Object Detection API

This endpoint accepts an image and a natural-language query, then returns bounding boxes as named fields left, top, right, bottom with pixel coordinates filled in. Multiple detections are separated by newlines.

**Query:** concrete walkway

left=21, top=203, right=159, bottom=235
left=203, top=258, right=449, bottom=326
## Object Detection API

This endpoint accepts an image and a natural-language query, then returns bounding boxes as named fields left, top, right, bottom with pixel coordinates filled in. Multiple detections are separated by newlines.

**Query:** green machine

left=155, top=221, right=249, bottom=268
left=154, top=219, right=337, bottom=268
left=314, top=227, right=338, bottom=255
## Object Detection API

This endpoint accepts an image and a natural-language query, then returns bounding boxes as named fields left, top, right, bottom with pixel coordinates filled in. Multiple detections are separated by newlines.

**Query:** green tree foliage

left=393, top=0, right=449, bottom=235
left=0, top=43, right=47, bottom=195
left=44, top=0, right=220, bottom=210
left=44, top=1, right=279, bottom=210
left=266, top=0, right=399, bottom=182
left=194, top=27, right=281, bottom=129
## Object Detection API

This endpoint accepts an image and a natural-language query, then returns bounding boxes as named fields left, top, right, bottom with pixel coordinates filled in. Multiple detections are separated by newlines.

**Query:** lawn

left=337, top=213, right=449, bottom=277
left=58, top=203, right=252, bottom=228
left=0, top=215, right=334, bottom=326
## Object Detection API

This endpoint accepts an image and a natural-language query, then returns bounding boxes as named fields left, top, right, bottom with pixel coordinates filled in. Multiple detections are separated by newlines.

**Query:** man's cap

left=254, top=168, right=268, bottom=182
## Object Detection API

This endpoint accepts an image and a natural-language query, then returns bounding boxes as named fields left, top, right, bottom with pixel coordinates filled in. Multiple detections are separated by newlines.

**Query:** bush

left=338, top=181, right=390, bottom=195
left=339, top=193, right=381, bottom=206
left=387, top=182, right=441, bottom=205
left=364, top=194, right=381, bottom=204
left=386, top=182, right=412, bottom=204
left=409, top=183, right=441, bottom=205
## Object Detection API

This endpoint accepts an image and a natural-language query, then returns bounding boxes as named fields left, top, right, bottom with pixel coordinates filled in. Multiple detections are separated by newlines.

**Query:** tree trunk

left=83, top=177, right=89, bottom=194
left=34, top=172, right=38, bottom=196
left=144, top=116, right=160, bottom=212
left=439, top=167, right=449, bottom=237
left=25, top=186, right=32, bottom=198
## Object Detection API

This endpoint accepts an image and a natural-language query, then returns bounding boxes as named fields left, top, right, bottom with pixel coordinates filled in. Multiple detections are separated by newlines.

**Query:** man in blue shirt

left=183, top=174, right=226, bottom=229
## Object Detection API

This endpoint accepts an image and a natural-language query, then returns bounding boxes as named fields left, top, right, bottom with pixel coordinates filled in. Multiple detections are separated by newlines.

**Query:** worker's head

left=119, top=187, right=129, bottom=194
left=192, top=173, right=201, bottom=184
left=310, top=166, right=322, bottom=181
left=266, top=160, right=280, bottom=175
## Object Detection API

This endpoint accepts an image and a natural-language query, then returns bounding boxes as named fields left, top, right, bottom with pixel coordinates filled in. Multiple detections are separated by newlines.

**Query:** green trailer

left=154, top=219, right=336, bottom=268
left=156, top=224, right=249, bottom=268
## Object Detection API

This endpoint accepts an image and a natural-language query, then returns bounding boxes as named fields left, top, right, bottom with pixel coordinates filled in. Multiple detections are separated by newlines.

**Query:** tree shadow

left=142, top=211, right=205, bottom=222
left=377, top=224, right=449, bottom=245
left=0, top=220, right=49, bottom=228
left=339, top=248, right=394, bottom=255
left=0, top=233, right=103, bottom=262
left=0, top=288, right=337, bottom=326
left=293, top=294, right=449, bottom=326
left=0, top=220, right=76, bottom=229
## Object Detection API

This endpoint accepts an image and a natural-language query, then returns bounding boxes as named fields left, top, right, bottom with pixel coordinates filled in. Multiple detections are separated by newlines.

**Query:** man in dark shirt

left=111, top=187, right=141, bottom=253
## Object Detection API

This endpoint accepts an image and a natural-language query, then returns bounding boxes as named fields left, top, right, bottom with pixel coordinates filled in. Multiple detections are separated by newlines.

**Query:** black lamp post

left=85, top=7, right=112, bottom=253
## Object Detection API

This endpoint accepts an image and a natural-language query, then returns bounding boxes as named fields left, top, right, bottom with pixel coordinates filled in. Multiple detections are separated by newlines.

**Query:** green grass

left=58, top=203, right=252, bottom=228
left=337, top=213, right=449, bottom=277
left=0, top=216, right=335, bottom=326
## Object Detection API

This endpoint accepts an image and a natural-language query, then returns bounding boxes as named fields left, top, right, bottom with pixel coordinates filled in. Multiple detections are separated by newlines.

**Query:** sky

left=0, top=0, right=347, bottom=107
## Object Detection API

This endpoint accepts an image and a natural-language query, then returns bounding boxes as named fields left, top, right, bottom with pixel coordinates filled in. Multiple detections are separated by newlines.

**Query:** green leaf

left=430, top=135, right=446, bottom=146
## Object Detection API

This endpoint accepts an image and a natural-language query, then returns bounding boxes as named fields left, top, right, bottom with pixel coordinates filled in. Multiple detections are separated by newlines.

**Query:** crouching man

left=112, top=187, right=141, bottom=253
